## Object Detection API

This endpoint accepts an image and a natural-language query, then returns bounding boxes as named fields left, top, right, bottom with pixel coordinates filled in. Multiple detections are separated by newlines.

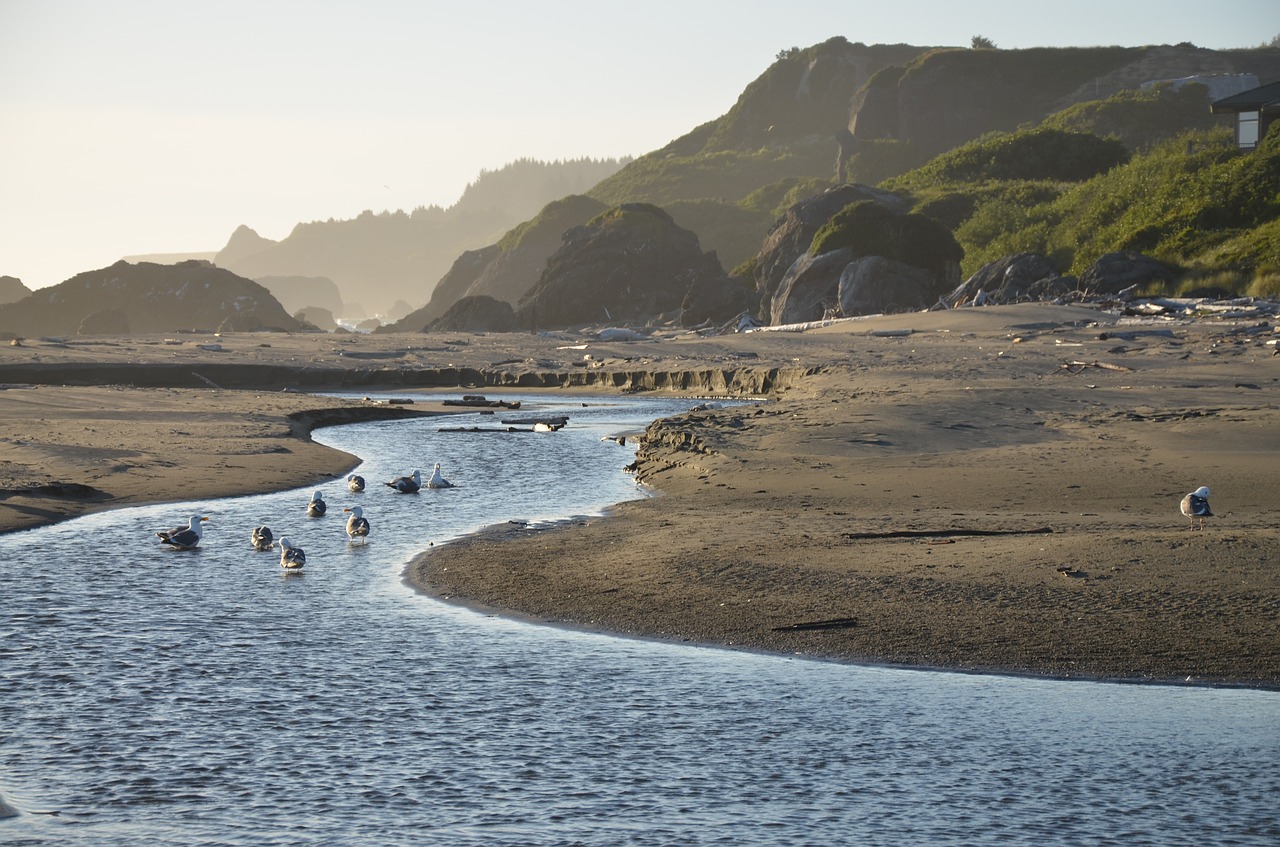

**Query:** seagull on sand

left=307, top=490, right=327, bottom=517
left=386, top=469, right=422, bottom=494
left=347, top=473, right=366, bottom=493
left=250, top=525, right=274, bottom=551
left=279, top=537, right=306, bottom=571
left=344, top=506, right=370, bottom=543
left=156, top=515, right=209, bottom=550
left=1180, top=485, right=1213, bottom=530
left=426, top=462, right=454, bottom=489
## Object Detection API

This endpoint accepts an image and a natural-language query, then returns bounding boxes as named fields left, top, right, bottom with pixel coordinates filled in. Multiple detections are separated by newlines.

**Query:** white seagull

left=386, top=469, right=422, bottom=494
left=250, top=525, right=274, bottom=551
left=278, top=537, right=306, bottom=570
left=1180, top=485, right=1213, bottom=530
left=347, top=474, right=366, bottom=493
left=426, top=462, right=454, bottom=489
left=156, top=515, right=209, bottom=550
left=344, top=506, right=371, bottom=543
left=307, top=490, right=327, bottom=517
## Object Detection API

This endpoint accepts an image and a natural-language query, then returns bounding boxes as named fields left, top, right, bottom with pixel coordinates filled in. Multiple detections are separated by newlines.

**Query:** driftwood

left=442, top=395, right=521, bottom=409
left=1055, top=360, right=1132, bottom=375
left=841, top=526, right=1054, bottom=540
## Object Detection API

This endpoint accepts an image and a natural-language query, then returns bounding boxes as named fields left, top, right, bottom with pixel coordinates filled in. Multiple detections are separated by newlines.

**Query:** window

left=1239, top=110, right=1260, bottom=148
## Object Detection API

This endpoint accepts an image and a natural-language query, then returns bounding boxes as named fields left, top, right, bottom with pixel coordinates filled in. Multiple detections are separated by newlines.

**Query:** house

left=1210, top=80, right=1280, bottom=150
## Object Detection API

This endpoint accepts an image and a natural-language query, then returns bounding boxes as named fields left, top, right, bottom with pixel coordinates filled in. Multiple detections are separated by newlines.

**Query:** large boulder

left=0, top=260, right=301, bottom=337
left=752, top=184, right=909, bottom=312
left=516, top=204, right=730, bottom=329
left=771, top=248, right=855, bottom=325
left=428, top=295, right=517, bottom=333
left=768, top=200, right=962, bottom=323
left=838, top=256, right=938, bottom=316
left=1079, top=250, right=1178, bottom=294
left=945, top=252, right=1070, bottom=305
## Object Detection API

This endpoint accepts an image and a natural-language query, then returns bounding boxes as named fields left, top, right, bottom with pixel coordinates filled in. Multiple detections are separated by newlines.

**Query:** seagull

left=1180, top=485, right=1213, bottom=530
left=386, top=469, right=421, bottom=494
left=279, top=537, right=306, bottom=571
left=156, top=515, right=209, bottom=550
left=344, top=506, right=370, bottom=543
left=347, top=474, right=366, bottom=493
left=426, top=462, right=454, bottom=489
left=250, top=525, right=274, bottom=551
left=307, top=490, right=327, bottom=517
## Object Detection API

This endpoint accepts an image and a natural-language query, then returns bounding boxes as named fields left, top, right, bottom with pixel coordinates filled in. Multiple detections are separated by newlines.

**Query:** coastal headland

left=3, top=303, right=1277, bottom=686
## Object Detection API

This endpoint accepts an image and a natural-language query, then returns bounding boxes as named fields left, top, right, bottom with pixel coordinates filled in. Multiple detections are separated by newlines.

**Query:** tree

left=971, top=35, right=997, bottom=49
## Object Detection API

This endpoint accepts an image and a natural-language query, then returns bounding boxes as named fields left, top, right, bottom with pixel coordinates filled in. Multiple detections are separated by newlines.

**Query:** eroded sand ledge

left=3, top=304, right=1278, bottom=686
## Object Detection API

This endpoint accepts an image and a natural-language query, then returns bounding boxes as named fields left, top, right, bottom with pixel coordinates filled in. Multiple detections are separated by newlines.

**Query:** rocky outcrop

left=216, top=224, right=278, bottom=266
left=847, top=44, right=1280, bottom=162
left=837, top=256, right=939, bottom=316
left=944, top=253, right=1071, bottom=305
left=0, top=276, right=31, bottom=305
left=0, top=260, right=301, bottom=337
left=764, top=196, right=962, bottom=324
left=77, top=309, right=131, bottom=335
left=386, top=195, right=608, bottom=333
left=428, top=295, right=517, bottom=333
left=295, top=306, right=338, bottom=331
left=516, top=204, right=731, bottom=329
left=752, top=184, right=909, bottom=313
left=257, top=275, right=344, bottom=316
left=1079, top=250, right=1178, bottom=294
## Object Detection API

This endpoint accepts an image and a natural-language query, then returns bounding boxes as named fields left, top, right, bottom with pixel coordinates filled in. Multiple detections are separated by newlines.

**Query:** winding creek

left=1, top=393, right=1277, bottom=846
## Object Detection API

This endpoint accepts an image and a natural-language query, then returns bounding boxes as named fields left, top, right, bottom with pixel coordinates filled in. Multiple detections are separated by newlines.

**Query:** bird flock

left=154, top=464, right=456, bottom=570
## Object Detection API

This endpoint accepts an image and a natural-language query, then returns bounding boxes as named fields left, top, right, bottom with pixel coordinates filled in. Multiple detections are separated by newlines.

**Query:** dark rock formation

left=771, top=248, right=856, bottom=325
left=386, top=195, right=608, bottom=333
left=77, top=308, right=130, bottom=335
left=428, top=295, right=516, bottom=333
left=216, top=225, right=278, bottom=266
left=946, top=253, right=1070, bottom=305
left=257, top=275, right=344, bottom=316
left=679, top=275, right=757, bottom=328
left=516, top=204, right=730, bottom=330
left=765, top=196, right=962, bottom=324
left=295, top=306, right=338, bottom=331
left=0, top=260, right=301, bottom=337
left=752, top=184, right=909, bottom=313
left=1079, top=250, right=1178, bottom=294
left=0, top=276, right=32, bottom=305
left=837, top=256, right=938, bottom=316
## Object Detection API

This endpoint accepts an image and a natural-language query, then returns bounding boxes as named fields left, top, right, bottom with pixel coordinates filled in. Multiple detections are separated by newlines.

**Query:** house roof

left=1211, top=80, right=1280, bottom=113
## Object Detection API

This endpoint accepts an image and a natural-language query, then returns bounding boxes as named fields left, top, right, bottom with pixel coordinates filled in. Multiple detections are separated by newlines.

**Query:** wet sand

left=3, top=306, right=1278, bottom=686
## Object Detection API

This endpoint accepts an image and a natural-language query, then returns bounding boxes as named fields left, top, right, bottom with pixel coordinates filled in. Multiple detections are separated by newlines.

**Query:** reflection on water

left=1, top=393, right=1277, bottom=846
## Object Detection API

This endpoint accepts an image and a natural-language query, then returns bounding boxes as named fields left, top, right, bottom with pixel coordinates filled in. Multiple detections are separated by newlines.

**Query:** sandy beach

left=3, top=304, right=1278, bottom=686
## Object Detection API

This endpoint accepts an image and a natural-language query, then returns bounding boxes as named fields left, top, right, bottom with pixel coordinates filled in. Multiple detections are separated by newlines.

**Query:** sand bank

left=3, top=306, right=1278, bottom=685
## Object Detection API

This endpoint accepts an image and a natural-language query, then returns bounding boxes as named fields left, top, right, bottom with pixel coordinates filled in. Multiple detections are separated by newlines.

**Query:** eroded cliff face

left=847, top=44, right=1280, bottom=159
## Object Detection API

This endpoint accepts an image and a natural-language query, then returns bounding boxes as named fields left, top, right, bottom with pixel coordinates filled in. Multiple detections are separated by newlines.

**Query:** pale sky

left=2, top=0, right=1276, bottom=291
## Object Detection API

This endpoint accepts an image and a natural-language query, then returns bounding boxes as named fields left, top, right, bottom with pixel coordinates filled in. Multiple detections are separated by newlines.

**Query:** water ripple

left=0, top=393, right=1277, bottom=846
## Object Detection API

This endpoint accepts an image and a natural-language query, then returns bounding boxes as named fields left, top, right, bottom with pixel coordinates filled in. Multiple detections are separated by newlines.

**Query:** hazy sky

left=2, top=0, right=1277, bottom=290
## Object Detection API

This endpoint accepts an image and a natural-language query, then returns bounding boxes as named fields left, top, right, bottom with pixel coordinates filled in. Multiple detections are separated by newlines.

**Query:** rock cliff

left=0, top=260, right=301, bottom=336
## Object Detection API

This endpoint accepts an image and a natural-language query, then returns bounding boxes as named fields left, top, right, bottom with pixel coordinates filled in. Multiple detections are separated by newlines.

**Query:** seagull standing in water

left=386, top=469, right=422, bottom=494
left=344, top=506, right=371, bottom=543
left=426, top=462, right=454, bottom=489
left=156, top=515, right=209, bottom=550
left=1180, top=485, right=1213, bottom=530
left=307, top=490, right=327, bottom=517
left=250, top=525, right=274, bottom=551
left=347, top=474, right=366, bottom=493
left=279, top=537, right=306, bottom=571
